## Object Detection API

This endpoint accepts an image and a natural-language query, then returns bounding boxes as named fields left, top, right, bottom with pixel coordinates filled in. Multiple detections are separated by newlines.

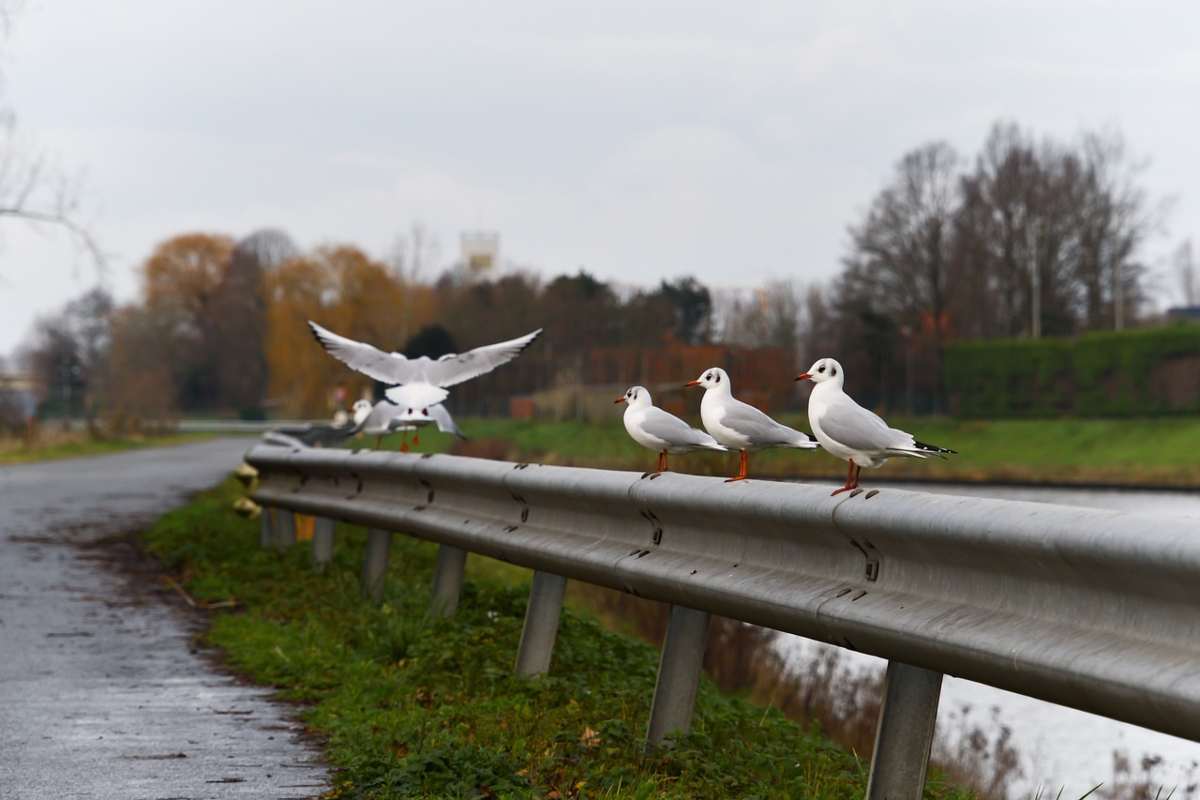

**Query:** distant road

left=0, top=439, right=328, bottom=799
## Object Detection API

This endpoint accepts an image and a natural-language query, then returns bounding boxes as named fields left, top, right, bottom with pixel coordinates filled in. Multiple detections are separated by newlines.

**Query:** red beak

left=684, top=379, right=701, bottom=388
left=613, top=395, right=626, bottom=404
left=795, top=372, right=812, bottom=382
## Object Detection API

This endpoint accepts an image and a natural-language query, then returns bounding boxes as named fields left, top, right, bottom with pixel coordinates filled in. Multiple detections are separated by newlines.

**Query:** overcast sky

left=2, top=0, right=1198, bottom=354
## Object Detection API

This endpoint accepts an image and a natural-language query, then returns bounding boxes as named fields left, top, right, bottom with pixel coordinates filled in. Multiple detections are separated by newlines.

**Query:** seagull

left=360, top=397, right=466, bottom=450
left=615, top=385, right=726, bottom=477
left=308, top=321, right=542, bottom=447
left=796, top=357, right=956, bottom=496
left=685, top=367, right=818, bottom=482
left=266, top=399, right=373, bottom=448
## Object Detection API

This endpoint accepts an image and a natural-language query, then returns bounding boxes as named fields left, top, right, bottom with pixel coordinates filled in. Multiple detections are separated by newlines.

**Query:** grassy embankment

left=0, top=429, right=211, bottom=465
left=146, top=478, right=973, bottom=800
left=373, top=416, right=1200, bottom=488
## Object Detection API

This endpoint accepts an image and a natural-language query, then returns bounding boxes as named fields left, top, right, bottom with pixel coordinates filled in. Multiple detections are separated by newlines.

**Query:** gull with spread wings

left=308, top=321, right=541, bottom=450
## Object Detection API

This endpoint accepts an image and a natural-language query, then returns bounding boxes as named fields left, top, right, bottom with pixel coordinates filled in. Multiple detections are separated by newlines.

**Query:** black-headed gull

left=266, top=399, right=373, bottom=447
left=685, top=367, right=818, bottom=482
left=360, top=398, right=466, bottom=450
left=615, top=385, right=726, bottom=477
left=796, top=357, right=956, bottom=496
left=308, top=321, right=540, bottom=448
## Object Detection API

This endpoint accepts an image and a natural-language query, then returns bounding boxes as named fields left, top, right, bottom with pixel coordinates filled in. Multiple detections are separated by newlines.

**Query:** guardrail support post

left=361, top=528, right=391, bottom=603
left=645, top=605, right=709, bottom=750
left=430, top=544, right=467, bottom=617
left=514, top=571, right=567, bottom=677
left=866, top=660, right=943, bottom=800
left=311, top=517, right=335, bottom=572
left=259, top=509, right=273, bottom=548
left=273, top=510, right=296, bottom=550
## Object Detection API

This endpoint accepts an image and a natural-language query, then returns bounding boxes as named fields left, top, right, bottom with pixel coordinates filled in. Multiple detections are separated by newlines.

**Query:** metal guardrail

left=246, top=443, right=1200, bottom=800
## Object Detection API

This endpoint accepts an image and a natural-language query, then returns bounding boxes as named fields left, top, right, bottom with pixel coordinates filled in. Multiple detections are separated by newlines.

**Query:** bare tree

left=1173, top=239, right=1196, bottom=307
left=0, top=3, right=102, bottom=267
left=840, top=141, right=960, bottom=408
left=387, top=221, right=441, bottom=342
left=721, top=279, right=809, bottom=357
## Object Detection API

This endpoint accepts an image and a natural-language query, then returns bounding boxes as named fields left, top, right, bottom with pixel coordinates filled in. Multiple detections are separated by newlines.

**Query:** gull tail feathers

left=887, top=439, right=956, bottom=460
left=784, top=429, right=820, bottom=450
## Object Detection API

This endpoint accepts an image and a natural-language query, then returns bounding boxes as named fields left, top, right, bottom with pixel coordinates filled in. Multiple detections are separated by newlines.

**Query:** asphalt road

left=0, top=439, right=329, bottom=800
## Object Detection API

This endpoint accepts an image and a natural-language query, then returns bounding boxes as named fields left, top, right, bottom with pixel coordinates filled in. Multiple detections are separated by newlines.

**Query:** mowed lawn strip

left=0, top=431, right=213, bottom=465
left=145, top=479, right=973, bottom=800
left=373, top=416, right=1200, bottom=487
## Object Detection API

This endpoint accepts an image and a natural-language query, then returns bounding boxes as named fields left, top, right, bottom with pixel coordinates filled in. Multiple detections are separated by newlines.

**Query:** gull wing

left=362, top=400, right=401, bottom=434
left=308, top=321, right=421, bottom=384
left=428, top=404, right=466, bottom=439
left=419, top=328, right=543, bottom=388
left=640, top=407, right=724, bottom=450
left=721, top=401, right=817, bottom=448
left=817, top=395, right=912, bottom=453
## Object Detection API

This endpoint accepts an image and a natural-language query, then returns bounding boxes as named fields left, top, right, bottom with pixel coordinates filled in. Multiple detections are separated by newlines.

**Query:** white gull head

left=798, top=357, right=845, bottom=389
left=615, top=385, right=653, bottom=409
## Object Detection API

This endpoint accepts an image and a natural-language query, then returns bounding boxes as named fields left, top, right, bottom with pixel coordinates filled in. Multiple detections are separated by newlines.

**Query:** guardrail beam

left=361, top=528, right=391, bottom=603
left=430, top=544, right=468, bottom=617
left=645, top=605, right=710, bottom=750
left=311, top=517, right=335, bottom=572
left=246, top=444, right=1200, bottom=743
left=866, top=660, right=943, bottom=800
left=514, top=571, right=567, bottom=677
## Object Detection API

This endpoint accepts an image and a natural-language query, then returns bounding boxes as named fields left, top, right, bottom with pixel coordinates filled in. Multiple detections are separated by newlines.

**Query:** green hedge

left=944, top=325, right=1200, bottom=418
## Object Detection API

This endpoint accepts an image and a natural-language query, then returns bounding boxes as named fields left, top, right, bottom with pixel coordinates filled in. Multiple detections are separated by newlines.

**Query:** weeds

left=144, top=478, right=975, bottom=799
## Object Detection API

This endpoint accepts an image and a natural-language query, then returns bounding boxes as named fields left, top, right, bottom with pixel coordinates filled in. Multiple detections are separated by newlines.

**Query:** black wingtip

left=306, top=320, right=330, bottom=351
left=520, top=328, right=544, bottom=353
left=914, top=439, right=957, bottom=455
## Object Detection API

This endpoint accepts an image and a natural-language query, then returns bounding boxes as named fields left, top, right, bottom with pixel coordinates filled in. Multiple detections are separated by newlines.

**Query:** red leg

left=661, top=451, right=669, bottom=472
left=831, top=460, right=858, bottom=496
left=399, top=431, right=410, bottom=453
left=412, top=432, right=420, bottom=446
left=725, top=450, right=749, bottom=482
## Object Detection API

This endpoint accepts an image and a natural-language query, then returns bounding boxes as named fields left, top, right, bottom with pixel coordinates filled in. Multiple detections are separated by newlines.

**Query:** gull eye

left=705, top=373, right=712, bottom=381
left=818, top=365, right=826, bottom=374
left=422, top=409, right=429, bottom=416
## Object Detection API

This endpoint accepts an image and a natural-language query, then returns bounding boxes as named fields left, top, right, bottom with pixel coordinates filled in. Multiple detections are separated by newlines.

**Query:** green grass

left=370, top=415, right=1200, bottom=487
left=0, top=431, right=213, bottom=465
left=145, top=479, right=974, bottom=800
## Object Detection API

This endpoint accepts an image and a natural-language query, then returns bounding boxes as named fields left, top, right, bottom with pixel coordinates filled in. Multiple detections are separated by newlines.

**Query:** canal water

left=779, top=481, right=1200, bottom=798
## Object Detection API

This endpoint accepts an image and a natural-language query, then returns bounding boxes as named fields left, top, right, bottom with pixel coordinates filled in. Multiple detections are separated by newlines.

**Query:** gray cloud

left=3, top=0, right=1197, bottom=350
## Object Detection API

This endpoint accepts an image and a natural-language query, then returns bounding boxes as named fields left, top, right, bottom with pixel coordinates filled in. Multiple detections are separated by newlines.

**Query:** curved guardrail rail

left=246, top=443, right=1200, bottom=799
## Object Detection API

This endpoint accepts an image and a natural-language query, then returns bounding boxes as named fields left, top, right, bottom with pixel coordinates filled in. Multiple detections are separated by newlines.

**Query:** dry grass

left=0, top=424, right=206, bottom=465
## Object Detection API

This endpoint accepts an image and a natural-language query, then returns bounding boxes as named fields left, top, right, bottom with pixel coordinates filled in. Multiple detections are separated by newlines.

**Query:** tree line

left=13, top=119, right=1183, bottom=425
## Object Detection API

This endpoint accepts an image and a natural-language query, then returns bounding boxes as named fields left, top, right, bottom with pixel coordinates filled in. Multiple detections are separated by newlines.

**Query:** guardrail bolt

left=361, top=528, right=392, bottom=603
left=429, top=544, right=468, bottom=617
left=645, top=605, right=710, bottom=751
left=865, top=661, right=943, bottom=800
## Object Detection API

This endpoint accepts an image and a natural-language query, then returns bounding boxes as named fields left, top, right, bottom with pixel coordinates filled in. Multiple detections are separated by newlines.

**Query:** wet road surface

left=0, top=439, right=329, bottom=800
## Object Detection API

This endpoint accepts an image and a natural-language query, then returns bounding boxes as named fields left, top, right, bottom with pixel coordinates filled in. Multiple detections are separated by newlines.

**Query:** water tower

left=460, top=231, right=500, bottom=281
